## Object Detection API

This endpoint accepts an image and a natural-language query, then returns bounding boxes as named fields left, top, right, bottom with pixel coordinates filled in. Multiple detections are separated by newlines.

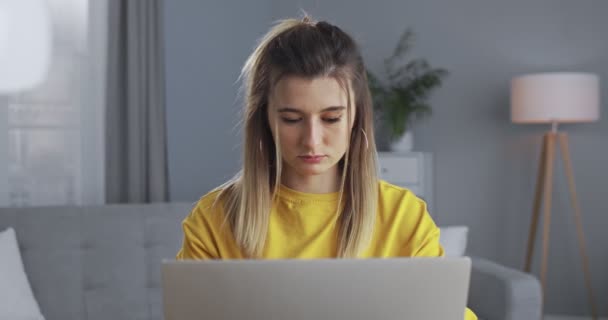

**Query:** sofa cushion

left=439, top=225, right=468, bottom=257
left=0, top=227, right=45, bottom=320
left=0, top=202, right=194, bottom=320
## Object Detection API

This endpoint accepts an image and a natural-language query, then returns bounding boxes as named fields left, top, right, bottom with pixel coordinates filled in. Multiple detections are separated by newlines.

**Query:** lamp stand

left=523, top=130, right=598, bottom=320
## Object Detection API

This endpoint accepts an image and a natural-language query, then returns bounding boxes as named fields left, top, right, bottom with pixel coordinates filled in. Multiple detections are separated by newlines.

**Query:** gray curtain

left=105, top=0, right=169, bottom=203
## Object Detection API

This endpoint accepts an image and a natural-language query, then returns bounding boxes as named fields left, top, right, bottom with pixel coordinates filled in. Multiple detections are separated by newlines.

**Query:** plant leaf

left=365, top=27, right=448, bottom=140
left=384, top=28, right=414, bottom=79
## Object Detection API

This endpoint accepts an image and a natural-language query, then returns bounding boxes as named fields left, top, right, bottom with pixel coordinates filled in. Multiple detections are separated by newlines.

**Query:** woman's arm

left=175, top=197, right=223, bottom=259
left=407, top=199, right=478, bottom=320
left=176, top=215, right=216, bottom=259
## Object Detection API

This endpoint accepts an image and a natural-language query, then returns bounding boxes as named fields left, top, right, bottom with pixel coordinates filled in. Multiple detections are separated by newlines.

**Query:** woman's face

left=267, top=75, right=355, bottom=178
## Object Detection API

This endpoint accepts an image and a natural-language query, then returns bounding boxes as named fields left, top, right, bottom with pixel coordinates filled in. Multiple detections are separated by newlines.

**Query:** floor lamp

left=511, top=72, right=600, bottom=319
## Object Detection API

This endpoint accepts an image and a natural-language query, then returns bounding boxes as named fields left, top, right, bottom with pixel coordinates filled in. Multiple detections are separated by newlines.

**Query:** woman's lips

left=298, top=155, right=325, bottom=164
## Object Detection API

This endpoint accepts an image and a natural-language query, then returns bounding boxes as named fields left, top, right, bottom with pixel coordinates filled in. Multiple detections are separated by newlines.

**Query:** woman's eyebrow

left=277, top=106, right=346, bottom=113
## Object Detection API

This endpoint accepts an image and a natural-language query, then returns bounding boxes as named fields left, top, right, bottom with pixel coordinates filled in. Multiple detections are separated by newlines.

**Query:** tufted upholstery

left=0, top=202, right=541, bottom=320
left=0, top=202, right=193, bottom=320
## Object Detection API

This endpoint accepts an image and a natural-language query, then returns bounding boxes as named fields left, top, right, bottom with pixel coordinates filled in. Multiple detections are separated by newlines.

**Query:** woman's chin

left=294, top=164, right=330, bottom=176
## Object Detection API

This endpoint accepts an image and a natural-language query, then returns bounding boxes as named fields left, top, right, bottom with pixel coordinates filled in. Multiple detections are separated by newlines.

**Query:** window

left=0, top=0, right=106, bottom=207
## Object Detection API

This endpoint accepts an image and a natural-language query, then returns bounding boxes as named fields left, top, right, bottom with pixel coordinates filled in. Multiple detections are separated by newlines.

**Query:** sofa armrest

left=468, top=257, right=542, bottom=320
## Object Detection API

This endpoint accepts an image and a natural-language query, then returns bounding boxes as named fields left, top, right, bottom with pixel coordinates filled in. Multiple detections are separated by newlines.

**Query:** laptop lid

left=162, top=257, right=471, bottom=320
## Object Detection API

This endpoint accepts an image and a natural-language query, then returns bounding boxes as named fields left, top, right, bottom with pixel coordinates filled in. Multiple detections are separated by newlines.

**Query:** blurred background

left=1, top=0, right=606, bottom=317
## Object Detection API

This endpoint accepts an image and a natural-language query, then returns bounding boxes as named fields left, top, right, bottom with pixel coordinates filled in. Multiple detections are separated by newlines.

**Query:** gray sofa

left=0, top=203, right=542, bottom=320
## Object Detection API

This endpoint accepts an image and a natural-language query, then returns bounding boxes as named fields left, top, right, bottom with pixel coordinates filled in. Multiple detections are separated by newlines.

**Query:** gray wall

left=165, top=0, right=608, bottom=316
left=163, top=0, right=271, bottom=201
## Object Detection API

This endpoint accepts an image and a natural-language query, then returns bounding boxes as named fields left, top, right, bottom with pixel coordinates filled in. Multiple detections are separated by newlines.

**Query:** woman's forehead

left=269, top=75, right=354, bottom=113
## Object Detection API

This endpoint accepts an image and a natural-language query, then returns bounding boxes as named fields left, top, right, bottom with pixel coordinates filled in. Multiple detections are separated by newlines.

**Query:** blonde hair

left=214, top=15, right=379, bottom=258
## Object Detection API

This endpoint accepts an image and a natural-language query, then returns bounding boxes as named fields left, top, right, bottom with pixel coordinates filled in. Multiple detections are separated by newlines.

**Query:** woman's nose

left=302, top=120, right=322, bottom=149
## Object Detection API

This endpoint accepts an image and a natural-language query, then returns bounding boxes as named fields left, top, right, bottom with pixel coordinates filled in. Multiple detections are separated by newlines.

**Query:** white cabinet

left=377, top=152, right=434, bottom=213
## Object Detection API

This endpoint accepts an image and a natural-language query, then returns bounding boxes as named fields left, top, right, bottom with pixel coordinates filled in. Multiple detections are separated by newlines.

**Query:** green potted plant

left=367, top=28, right=448, bottom=151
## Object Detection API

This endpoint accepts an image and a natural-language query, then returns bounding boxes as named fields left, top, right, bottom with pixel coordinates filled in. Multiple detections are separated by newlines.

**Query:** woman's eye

left=280, top=117, right=341, bottom=124
left=324, top=117, right=341, bottom=124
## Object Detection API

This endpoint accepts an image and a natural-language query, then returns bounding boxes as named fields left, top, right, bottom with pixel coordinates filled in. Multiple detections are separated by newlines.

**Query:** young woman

left=177, top=16, right=477, bottom=320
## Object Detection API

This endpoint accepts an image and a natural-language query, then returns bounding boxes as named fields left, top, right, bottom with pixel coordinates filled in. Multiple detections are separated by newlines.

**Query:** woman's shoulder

left=377, top=180, right=424, bottom=204
left=195, top=188, right=224, bottom=210
left=185, top=186, right=228, bottom=225
left=377, top=180, right=442, bottom=258
left=377, top=179, right=430, bottom=221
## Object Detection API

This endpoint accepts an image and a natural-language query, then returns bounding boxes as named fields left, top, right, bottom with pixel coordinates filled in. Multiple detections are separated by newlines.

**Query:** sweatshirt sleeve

left=175, top=198, right=221, bottom=260
left=406, top=197, right=478, bottom=320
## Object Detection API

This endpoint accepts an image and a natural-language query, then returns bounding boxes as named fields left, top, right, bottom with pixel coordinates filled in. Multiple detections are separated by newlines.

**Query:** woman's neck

left=281, top=168, right=340, bottom=194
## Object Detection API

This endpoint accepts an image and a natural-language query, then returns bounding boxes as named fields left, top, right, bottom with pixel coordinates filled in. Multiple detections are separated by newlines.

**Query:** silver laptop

left=161, top=257, right=471, bottom=320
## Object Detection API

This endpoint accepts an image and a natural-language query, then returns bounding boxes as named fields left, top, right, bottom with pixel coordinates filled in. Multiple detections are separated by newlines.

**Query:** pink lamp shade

left=0, top=0, right=52, bottom=93
left=510, top=73, right=600, bottom=124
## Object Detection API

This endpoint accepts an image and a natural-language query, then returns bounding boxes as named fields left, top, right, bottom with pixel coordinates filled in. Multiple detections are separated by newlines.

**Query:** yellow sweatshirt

left=177, top=180, right=477, bottom=320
